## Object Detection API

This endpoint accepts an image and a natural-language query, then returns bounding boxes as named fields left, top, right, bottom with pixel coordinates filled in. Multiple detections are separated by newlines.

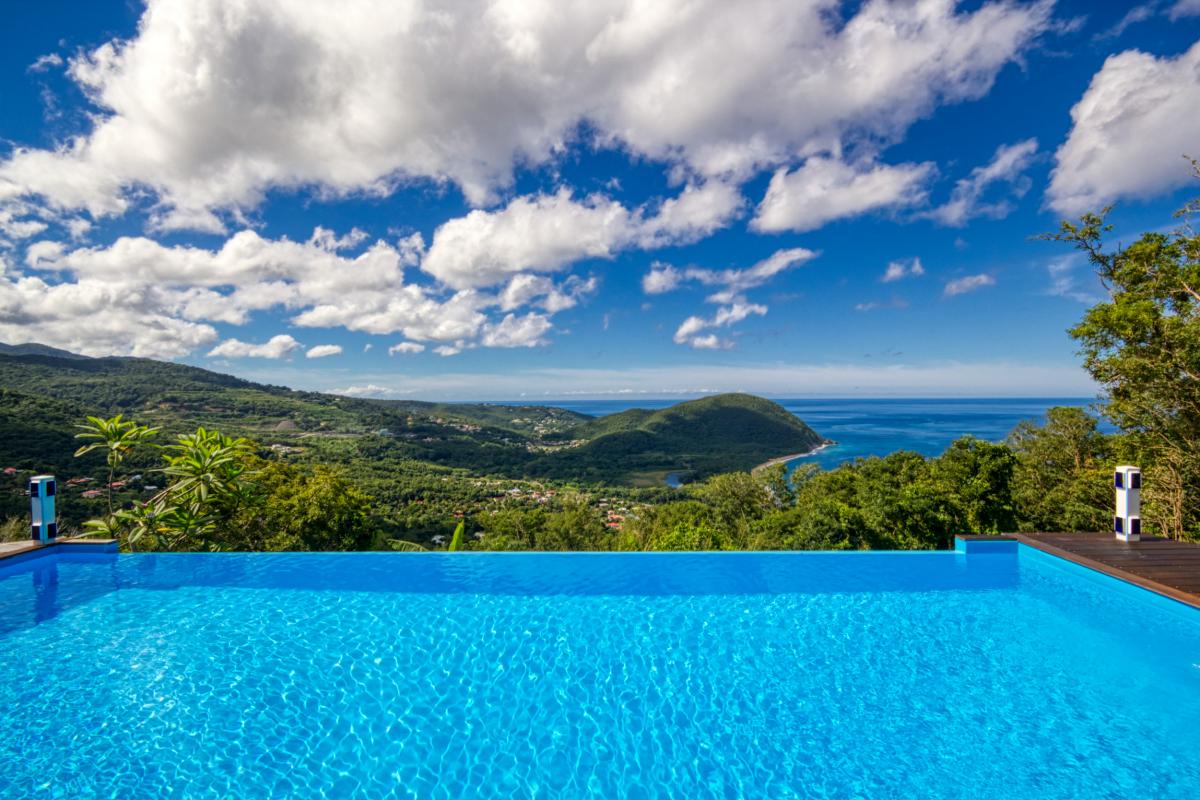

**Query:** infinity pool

left=2, top=548, right=1199, bottom=798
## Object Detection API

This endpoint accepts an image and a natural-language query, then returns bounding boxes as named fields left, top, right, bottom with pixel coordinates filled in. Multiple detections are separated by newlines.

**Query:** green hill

left=530, top=393, right=828, bottom=483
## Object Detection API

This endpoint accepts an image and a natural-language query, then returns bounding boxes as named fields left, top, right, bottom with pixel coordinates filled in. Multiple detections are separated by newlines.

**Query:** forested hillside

left=0, top=352, right=828, bottom=539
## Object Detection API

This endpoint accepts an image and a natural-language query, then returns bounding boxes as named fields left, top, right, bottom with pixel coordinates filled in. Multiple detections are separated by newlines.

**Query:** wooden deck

left=1017, top=532, right=1200, bottom=609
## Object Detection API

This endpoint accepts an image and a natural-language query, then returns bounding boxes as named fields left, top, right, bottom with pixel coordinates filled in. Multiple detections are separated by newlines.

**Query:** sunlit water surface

left=1, top=548, right=1198, bottom=799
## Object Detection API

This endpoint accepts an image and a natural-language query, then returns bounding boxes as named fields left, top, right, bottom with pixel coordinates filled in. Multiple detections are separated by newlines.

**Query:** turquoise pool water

left=2, top=548, right=1199, bottom=799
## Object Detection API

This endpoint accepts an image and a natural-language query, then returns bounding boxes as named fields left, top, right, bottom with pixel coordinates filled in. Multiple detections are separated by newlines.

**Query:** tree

left=73, top=414, right=158, bottom=516
left=1007, top=407, right=1116, bottom=533
left=1043, top=168, right=1200, bottom=538
left=129, top=428, right=260, bottom=550
left=930, top=437, right=1017, bottom=536
left=74, top=416, right=382, bottom=552
left=245, top=462, right=377, bottom=551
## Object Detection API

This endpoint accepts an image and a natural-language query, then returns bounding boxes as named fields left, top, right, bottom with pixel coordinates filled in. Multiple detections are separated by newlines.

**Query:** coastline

left=664, top=440, right=836, bottom=487
left=752, top=441, right=835, bottom=473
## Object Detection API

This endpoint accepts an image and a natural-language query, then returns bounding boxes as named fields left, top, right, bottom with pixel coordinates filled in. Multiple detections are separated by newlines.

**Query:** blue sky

left=1, top=1, right=1198, bottom=399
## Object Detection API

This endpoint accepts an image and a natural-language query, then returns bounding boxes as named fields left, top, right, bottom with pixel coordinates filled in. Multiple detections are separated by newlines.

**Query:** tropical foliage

left=75, top=420, right=381, bottom=552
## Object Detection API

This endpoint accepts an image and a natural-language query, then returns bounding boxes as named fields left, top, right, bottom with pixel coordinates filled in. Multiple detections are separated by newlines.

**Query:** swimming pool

left=2, top=547, right=1198, bottom=798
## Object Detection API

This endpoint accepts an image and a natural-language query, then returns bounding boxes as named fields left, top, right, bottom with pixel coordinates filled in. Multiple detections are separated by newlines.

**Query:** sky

left=0, top=0, right=1198, bottom=400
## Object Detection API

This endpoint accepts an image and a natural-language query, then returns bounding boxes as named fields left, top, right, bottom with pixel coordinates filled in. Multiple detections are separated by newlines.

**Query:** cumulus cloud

left=0, top=204, right=49, bottom=241
left=497, top=273, right=597, bottom=313
left=480, top=312, right=553, bottom=347
left=208, top=335, right=302, bottom=359
left=642, top=263, right=682, bottom=295
left=388, top=341, right=426, bottom=355
left=0, top=226, right=590, bottom=357
left=943, top=273, right=996, bottom=297
left=882, top=257, right=925, bottom=282
left=305, top=344, right=343, bottom=359
left=673, top=302, right=767, bottom=349
left=926, top=139, right=1038, bottom=226
left=751, top=156, right=934, bottom=233
left=1048, top=41, right=1200, bottom=215
left=0, top=0, right=1053, bottom=230
left=422, top=183, right=739, bottom=289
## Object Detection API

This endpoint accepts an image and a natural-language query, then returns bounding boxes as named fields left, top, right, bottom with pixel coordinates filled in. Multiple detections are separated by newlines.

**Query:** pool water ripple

left=1, top=550, right=1199, bottom=798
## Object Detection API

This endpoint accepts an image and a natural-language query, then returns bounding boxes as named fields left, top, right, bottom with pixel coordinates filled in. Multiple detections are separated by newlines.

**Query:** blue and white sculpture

left=29, top=474, right=57, bottom=543
left=1113, top=466, right=1141, bottom=542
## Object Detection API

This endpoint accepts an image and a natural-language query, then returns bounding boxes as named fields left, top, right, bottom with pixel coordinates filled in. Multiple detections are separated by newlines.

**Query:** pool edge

left=1015, top=534, right=1200, bottom=611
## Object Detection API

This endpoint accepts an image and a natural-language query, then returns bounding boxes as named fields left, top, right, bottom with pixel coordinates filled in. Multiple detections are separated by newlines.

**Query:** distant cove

left=547, top=397, right=1105, bottom=474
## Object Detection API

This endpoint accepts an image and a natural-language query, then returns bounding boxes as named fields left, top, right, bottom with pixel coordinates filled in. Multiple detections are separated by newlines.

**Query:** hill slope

left=531, top=393, right=828, bottom=482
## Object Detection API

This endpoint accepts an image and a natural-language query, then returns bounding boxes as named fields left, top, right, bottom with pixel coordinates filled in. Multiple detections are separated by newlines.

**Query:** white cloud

left=309, top=227, right=369, bottom=252
left=855, top=298, right=909, bottom=312
left=882, top=257, right=925, bottom=283
left=673, top=301, right=766, bottom=349
left=388, top=341, right=426, bottom=355
left=927, top=138, right=1038, bottom=226
left=1048, top=41, right=1200, bottom=216
left=642, top=263, right=682, bottom=295
left=329, top=383, right=409, bottom=398
left=1170, top=1, right=1200, bottom=20
left=1, top=225, right=590, bottom=358
left=0, top=204, right=49, bottom=241
left=0, top=0, right=1053, bottom=230
left=1095, top=5, right=1156, bottom=39
left=208, top=334, right=302, bottom=359
left=433, top=345, right=463, bottom=357
left=644, top=248, right=816, bottom=300
left=305, top=344, right=343, bottom=359
left=28, top=53, right=64, bottom=73
left=421, top=190, right=629, bottom=289
left=422, top=183, right=739, bottom=289
left=649, top=248, right=813, bottom=348
left=480, top=313, right=553, bottom=348
left=943, top=273, right=996, bottom=297
left=0, top=272, right=217, bottom=358
left=1046, top=255, right=1103, bottom=304
left=751, top=156, right=934, bottom=233
left=688, top=334, right=728, bottom=350
left=497, top=273, right=597, bottom=313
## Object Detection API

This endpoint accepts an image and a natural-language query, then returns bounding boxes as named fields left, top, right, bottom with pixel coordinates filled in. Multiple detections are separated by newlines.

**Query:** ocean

left=544, top=397, right=1106, bottom=471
